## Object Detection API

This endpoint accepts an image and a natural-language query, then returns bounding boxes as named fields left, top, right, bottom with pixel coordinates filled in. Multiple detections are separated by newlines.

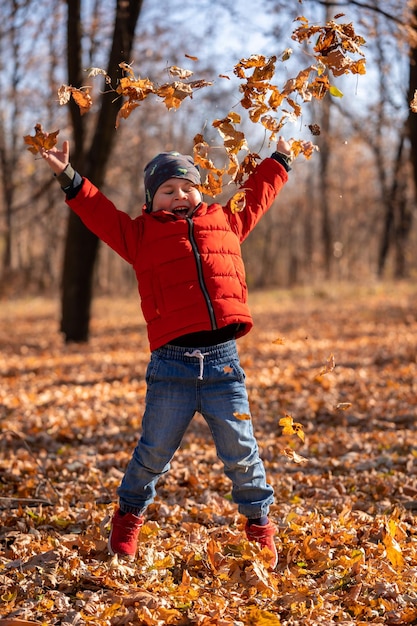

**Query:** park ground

left=0, top=282, right=416, bottom=625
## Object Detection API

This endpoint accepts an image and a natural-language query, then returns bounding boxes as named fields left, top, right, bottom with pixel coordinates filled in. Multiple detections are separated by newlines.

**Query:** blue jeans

left=117, top=340, right=274, bottom=519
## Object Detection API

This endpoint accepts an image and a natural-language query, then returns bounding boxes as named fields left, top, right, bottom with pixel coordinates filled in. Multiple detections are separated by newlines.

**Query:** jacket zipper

left=187, top=218, right=217, bottom=329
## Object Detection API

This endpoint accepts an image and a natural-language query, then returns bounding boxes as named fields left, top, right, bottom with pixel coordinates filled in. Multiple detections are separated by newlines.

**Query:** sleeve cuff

left=270, top=151, right=292, bottom=172
left=55, top=163, right=76, bottom=189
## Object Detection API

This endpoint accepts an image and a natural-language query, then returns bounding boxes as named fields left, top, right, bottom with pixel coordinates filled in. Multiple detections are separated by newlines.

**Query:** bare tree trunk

left=407, top=6, right=417, bottom=205
left=60, top=0, right=143, bottom=342
left=318, top=93, right=332, bottom=280
left=0, top=0, right=21, bottom=274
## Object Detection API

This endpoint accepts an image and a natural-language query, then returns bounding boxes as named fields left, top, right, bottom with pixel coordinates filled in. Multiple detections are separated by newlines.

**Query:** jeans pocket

left=145, top=353, right=161, bottom=386
left=224, top=359, right=246, bottom=383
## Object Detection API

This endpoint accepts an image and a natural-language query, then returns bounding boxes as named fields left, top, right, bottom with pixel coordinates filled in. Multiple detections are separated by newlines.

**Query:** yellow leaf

left=230, top=190, right=246, bottom=213
left=383, top=531, right=405, bottom=570
left=246, top=605, right=282, bottom=625
left=329, top=85, right=344, bottom=98
left=279, top=415, right=305, bottom=441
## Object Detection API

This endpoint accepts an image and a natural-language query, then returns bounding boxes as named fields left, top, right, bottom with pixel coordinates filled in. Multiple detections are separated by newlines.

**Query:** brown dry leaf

left=212, top=112, right=248, bottom=155
left=335, top=402, right=352, bottom=411
left=319, top=353, right=336, bottom=375
left=1, top=288, right=417, bottom=624
left=411, top=89, right=417, bottom=113
left=23, top=124, right=59, bottom=154
left=167, top=65, right=194, bottom=79
left=281, top=447, right=309, bottom=464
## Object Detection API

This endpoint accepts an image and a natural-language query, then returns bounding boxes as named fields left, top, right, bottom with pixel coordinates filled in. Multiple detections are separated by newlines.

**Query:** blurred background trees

left=0, top=0, right=416, bottom=340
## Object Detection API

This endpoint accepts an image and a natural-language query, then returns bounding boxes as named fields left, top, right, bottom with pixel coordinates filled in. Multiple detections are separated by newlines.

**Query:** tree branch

left=309, top=0, right=405, bottom=25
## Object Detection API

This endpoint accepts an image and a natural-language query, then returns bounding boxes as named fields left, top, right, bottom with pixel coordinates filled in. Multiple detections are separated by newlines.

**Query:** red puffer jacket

left=67, top=157, right=288, bottom=351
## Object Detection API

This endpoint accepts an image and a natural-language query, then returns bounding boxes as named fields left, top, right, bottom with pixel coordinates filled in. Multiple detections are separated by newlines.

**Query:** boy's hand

left=276, top=136, right=292, bottom=156
left=40, top=140, right=70, bottom=175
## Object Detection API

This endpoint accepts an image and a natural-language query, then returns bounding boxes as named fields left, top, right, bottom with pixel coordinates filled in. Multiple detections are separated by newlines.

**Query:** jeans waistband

left=154, top=339, right=238, bottom=362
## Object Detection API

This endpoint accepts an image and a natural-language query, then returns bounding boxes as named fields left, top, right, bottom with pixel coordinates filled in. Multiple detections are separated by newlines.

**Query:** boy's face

left=152, top=177, right=202, bottom=217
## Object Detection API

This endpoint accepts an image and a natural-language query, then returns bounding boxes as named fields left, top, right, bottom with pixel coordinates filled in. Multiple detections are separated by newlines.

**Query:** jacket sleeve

left=66, top=177, right=142, bottom=265
left=225, top=158, right=288, bottom=242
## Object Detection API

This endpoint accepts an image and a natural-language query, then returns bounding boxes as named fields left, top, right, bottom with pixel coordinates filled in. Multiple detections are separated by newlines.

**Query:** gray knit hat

left=144, top=151, right=201, bottom=210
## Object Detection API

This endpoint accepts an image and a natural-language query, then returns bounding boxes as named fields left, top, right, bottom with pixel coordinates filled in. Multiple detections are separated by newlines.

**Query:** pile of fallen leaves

left=0, top=284, right=416, bottom=626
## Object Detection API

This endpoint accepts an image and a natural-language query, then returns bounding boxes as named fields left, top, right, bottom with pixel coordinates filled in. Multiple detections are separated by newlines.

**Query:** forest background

left=1, top=0, right=417, bottom=327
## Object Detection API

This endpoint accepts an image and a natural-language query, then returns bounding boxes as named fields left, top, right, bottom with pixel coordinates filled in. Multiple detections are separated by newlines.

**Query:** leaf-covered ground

left=0, top=284, right=416, bottom=626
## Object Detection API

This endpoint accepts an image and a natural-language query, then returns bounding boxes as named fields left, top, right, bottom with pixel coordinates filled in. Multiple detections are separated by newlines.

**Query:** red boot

left=108, top=508, right=144, bottom=560
left=245, top=519, right=278, bottom=569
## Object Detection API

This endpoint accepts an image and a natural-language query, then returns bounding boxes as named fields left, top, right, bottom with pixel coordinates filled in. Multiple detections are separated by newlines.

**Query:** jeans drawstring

left=184, top=349, right=209, bottom=380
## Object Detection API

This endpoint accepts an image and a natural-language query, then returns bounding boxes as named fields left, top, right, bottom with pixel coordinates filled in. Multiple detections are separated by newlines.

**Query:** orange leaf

left=71, top=87, right=93, bottom=115
left=23, top=123, right=59, bottom=155
left=233, top=412, right=251, bottom=421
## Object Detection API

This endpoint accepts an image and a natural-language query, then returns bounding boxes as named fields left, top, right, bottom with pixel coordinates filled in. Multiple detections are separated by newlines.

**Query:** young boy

left=41, top=137, right=305, bottom=569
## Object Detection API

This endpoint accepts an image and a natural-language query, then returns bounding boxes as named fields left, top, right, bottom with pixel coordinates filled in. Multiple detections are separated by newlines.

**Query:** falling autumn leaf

left=281, top=447, right=309, bottom=464
left=335, top=402, right=352, bottom=411
left=279, top=415, right=305, bottom=441
left=319, top=353, right=336, bottom=376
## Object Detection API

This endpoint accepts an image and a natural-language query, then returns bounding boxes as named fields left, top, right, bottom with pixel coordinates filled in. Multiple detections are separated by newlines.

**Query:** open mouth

left=172, top=207, right=189, bottom=217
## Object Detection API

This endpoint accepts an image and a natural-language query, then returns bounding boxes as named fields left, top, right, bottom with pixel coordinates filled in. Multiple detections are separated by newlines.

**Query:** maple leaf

left=279, top=415, right=305, bottom=442
left=23, top=123, right=59, bottom=154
